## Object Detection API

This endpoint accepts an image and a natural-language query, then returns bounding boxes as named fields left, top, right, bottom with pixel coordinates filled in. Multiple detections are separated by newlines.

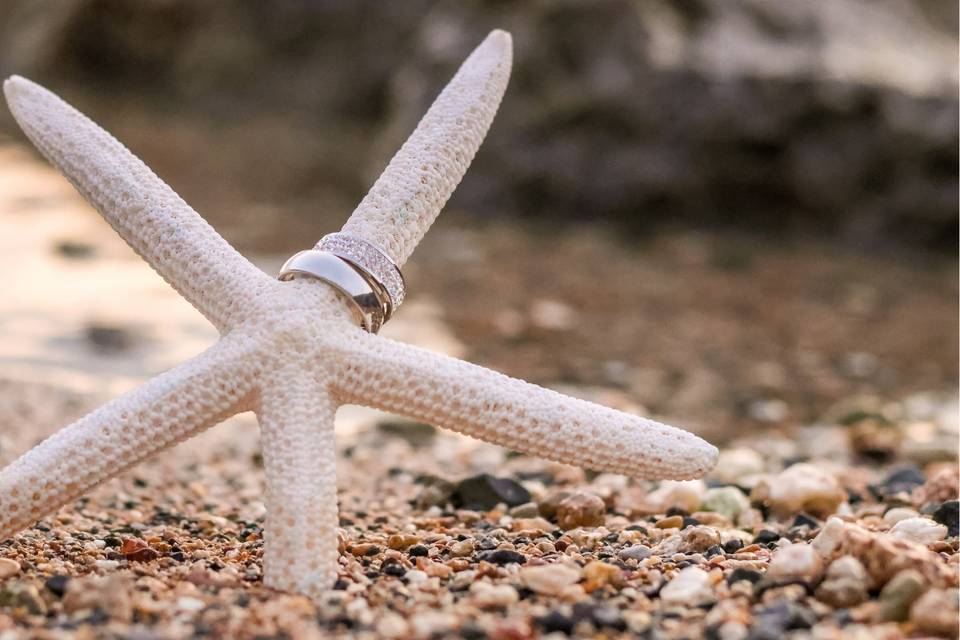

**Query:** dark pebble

left=727, top=568, right=763, bottom=585
left=332, top=579, right=348, bottom=590
left=870, top=466, right=925, bottom=498
left=382, top=562, right=406, bottom=577
left=705, top=545, right=724, bottom=558
left=536, top=610, right=574, bottom=634
left=753, top=530, right=780, bottom=545
left=682, top=517, right=701, bottom=529
left=747, top=601, right=816, bottom=640
left=453, top=474, right=531, bottom=510
left=723, top=539, right=744, bottom=554
left=103, top=536, right=122, bottom=548
left=932, top=500, right=959, bottom=537
left=407, top=545, right=429, bottom=558
left=478, top=549, right=527, bottom=565
left=791, top=513, right=820, bottom=529
left=44, top=575, right=70, bottom=597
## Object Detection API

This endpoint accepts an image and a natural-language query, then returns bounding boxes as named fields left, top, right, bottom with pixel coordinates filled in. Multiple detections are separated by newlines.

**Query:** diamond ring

left=317, top=233, right=406, bottom=316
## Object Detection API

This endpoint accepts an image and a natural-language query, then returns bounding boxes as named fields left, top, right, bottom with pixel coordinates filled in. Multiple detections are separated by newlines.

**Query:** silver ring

left=317, top=234, right=405, bottom=314
left=278, top=250, right=387, bottom=332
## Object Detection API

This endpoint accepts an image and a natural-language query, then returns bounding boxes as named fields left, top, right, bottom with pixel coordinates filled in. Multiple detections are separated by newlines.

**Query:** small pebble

left=680, top=525, right=721, bottom=553
left=449, top=540, right=474, bottom=557
left=647, top=480, right=706, bottom=513
left=519, top=563, right=581, bottom=596
left=618, top=544, right=652, bottom=561
left=508, top=502, right=540, bottom=518
left=909, top=587, right=960, bottom=637
left=888, top=517, right=947, bottom=544
left=751, top=463, right=845, bottom=517
left=0, top=558, right=21, bottom=579
left=478, top=549, right=526, bottom=565
left=701, top=486, right=750, bottom=521
left=878, top=569, right=927, bottom=622
left=881, top=507, right=918, bottom=525
left=454, top=474, right=530, bottom=510
left=656, top=515, right=684, bottom=529
left=555, top=491, right=606, bottom=529
left=766, top=543, right=824, bottom=584
left=660, top=567, right=714, bottom=606
left=931, top=500, right=958, bottom=537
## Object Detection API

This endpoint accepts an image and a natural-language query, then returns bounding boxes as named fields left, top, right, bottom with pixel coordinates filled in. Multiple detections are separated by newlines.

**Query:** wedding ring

left=278, top=250, right=387, bottom=332
left=316, top=233, right=405, bottom=315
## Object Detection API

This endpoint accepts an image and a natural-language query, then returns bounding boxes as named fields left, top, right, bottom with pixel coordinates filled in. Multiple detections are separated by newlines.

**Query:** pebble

left=647, top=480, right=706, bottom=513
left=701, top=486, right=750, bottom=521
left=749, top=601, right=816, bottom=638
left=881, top=507, right=918, bottom=525
left=94, top=560, right=120, bottom=571
left=873, top=465, right=925, bottom=497
left=555, top=491, right=606, bottom=529
left=711, top=448, right=765, bottom=484
left=766, top=543, right=823, bottom=584
left=582, top=561, right=622, bottom=590
left=660, top=567, right=714, bottom=606
left=376, top=613, right=410, bottom=639
left=387, top=534, right=419, bottom=550
left=414, top=476, right=455, bottom=508
left=0, top=558, right=21, bottom=579
left=453, top=474, right=531, bottom=510
left=931, top=500, right=958, bottom=537
left=449, top=540, right=474, bottom=557
left=618, top=544, right=652, bottom=561
left=815, top=555, right=869, bottom=607
left=469, top=581, right=519, bottom=608
left=878, top=569, right=927, bottom=621
left=811, top=516, right=847, bottom=557
left=519, top=563, right=581, bottom=596
left=477, top=549, right=526, bottom=565
left=680, top=525, right=721, bottom=553
left=888, top=517, right=947, bottom=544
left=508, top=502, right=540, bottom=518
left=909, top=587, right=959, bottom=637
left=655, top=515, right=684, bottom=529
left=751, top=463, right=845, bottom=517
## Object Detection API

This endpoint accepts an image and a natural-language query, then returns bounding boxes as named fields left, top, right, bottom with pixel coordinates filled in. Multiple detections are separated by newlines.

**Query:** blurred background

left=0, top=0, right=956, bottom=448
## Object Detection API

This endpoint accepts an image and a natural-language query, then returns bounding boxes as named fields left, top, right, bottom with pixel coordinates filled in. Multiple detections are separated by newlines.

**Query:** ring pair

left=278, top=233, right=405, bottom=333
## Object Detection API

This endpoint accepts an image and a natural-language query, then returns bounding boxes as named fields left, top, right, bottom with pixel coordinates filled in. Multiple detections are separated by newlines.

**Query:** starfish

left=0, top=30, right=717, bottom=598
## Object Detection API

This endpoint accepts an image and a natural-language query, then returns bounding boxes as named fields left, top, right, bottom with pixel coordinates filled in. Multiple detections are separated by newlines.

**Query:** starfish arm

left=0, top=334, right=258, bottom=540
left=332, top=334, right=718, bottom=480
left=338, top=29, right=512, bottom=265
left=2, top=76, right=271, bottom=332
left=256, top=370, right=339, bottom=597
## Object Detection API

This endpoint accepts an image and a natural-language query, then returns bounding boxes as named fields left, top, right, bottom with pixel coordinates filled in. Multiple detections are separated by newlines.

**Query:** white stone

left=660, top=567, right=714, bottom=606
left=710, top=448, right=765, bottom=484
left=751, top=463, right=845, bottom=516
left=883, top=507, right=920, bottom=525
left=519, top=563, right=582, bottom=596
left=812, top=517, right=848, bottom=558
left=647, top=480, right=707, bottom=513
left=767, top=543, right=823, bottom=582
left=888, top=517, right=948, bottom=544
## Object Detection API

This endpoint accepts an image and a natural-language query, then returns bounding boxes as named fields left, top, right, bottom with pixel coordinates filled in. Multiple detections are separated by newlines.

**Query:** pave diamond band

left=317, top=233, right=406, bottom=311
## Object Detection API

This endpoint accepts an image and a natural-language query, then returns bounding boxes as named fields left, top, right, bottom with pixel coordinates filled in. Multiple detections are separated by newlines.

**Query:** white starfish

left=0, top=30, right=717, bottom=598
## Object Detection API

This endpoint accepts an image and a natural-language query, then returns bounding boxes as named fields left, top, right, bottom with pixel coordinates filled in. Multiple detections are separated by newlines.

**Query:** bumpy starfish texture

left=1, top=30, right=717, bottom=598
